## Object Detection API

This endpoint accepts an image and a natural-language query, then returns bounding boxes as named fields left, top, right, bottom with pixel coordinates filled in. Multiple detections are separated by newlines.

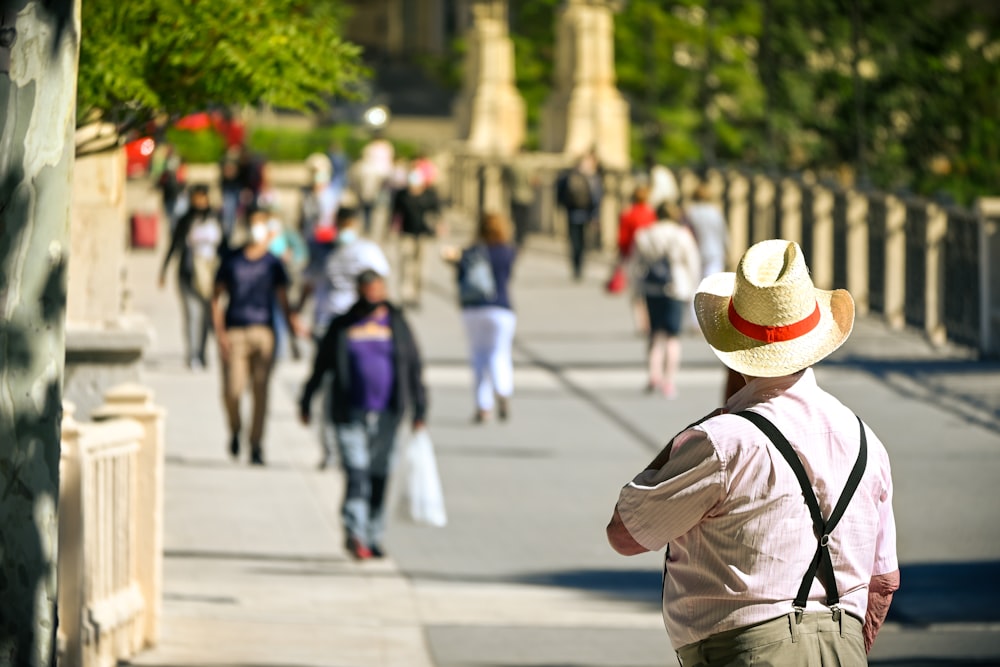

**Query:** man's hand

left=299, top=410, right=311, bottom=426
left=290, top=313, right=310, bottom=339
left=412, top=419, right=425, bottom=432
left=158, top=275, right=167, bottom=290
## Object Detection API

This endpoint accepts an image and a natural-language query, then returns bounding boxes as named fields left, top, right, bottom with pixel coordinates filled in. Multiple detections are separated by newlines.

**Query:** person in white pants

left=445, top=213, right=519, bottom=423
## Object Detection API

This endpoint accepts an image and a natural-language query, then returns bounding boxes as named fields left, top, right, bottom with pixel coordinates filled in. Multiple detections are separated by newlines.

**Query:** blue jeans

left=335, top=409, right=402, bottom=546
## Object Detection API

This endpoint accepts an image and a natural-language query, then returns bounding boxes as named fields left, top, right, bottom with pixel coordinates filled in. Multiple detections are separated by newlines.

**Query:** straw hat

left=694, top=239, right=855, bottom=377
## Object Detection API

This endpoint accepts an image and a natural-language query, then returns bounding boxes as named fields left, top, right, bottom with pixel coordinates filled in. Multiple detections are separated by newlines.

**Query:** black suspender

left=735, top=410, right=868, bottom=612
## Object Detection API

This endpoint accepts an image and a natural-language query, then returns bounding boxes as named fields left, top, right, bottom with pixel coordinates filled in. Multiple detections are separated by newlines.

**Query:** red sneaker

left=346, top=536, right=372, bottom=560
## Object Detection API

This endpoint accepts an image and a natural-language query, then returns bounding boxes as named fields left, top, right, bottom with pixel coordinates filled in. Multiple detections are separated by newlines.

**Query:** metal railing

left=447, top=152, right=997, bottom=354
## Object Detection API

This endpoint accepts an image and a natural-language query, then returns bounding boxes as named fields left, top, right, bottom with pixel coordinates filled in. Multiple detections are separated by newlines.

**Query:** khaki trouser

left=676, top=611, right=866, bottom=667
left=399, top=234, right=428, bottom=305
left=221, top=325, right=275, bottom=452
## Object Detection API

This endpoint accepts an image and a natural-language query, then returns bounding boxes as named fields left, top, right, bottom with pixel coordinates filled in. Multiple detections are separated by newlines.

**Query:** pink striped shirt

left=617, top=368, right=897, bottom=649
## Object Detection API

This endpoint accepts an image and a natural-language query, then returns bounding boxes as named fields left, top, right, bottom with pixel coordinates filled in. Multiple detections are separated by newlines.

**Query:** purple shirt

left=346, top=312, right=395, bottom=411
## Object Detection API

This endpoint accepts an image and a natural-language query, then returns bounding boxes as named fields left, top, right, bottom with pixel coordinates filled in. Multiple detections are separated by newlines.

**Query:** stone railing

left=449, top=151, right=1000, bottom=356
left=58, top=385, right=166, bottom=667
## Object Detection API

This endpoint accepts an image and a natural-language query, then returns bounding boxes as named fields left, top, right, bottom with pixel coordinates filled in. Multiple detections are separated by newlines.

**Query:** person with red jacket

left=614, top=185, right=657, bottom=333
left=617, top=185, right=657, bottom=259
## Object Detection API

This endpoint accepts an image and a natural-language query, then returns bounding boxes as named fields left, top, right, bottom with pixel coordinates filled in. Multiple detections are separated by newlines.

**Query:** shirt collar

left=724, top=367, right=815, bottom=413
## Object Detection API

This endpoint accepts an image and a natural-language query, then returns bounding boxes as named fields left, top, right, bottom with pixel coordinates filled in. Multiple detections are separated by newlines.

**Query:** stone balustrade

left=449, top=153, right=1000, bottom=356
left=58, top=385, right=166, bottom=667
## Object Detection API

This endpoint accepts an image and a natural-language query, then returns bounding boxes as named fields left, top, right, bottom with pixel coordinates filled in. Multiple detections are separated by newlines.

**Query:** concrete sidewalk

left=123, top=205, right=1000, bottom=667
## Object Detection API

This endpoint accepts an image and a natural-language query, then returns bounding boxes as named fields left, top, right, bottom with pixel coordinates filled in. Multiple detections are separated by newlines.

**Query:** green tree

left=75, top=0, right=364, bottom=155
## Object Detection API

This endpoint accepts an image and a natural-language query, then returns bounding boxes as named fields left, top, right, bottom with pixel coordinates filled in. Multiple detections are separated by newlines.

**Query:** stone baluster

left=91, top=384, right=166, bottom=649
left=811, top=186, right=835, bottom=290
left=779, top=178, right=803, bottom=247
left=884, top=195, right=907, bottom=330
left=726, top=172, right=750, bottom=270
left=58, top=402, right=85, bottom=667
left=924, top=204, right=948, bottom=345
left=847, top=190, right=870, bottom=314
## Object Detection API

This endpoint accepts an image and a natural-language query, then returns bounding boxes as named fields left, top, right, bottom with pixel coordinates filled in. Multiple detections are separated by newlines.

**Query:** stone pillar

left=57, top=402, right=85, bottom=667
left=65, top=124, right=150, bottom=419
left=751, top=175, right=776, bottom=244
left=976, top=198, right=1000, bottom=356
left=811, top=186, right=835, bottom=290
left=91, top=384, right=166, bottom=649
left=542, top=0, right=630, bottom=170
left=925, top=204, right=948, bottom=345
left=884, top=195, right=907, bottom=330
left=846, top=191, right=869, bottom=314
left=726, top=172, right=750, bottom=270
left=779, top=179, right=803, bottom=247
left=454, top=0, right=526, bottom=156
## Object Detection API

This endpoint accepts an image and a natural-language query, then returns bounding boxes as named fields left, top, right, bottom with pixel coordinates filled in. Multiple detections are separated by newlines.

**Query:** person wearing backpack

left=556, top=153, right=602, bottom=282
left=631, top=205, right=701, bottom=398
left=607, top=239, right=899, bottom=663
left=443, top=213, right=518, bottom=423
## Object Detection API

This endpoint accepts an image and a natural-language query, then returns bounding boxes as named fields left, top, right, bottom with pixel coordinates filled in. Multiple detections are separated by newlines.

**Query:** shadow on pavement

left=888, top=560, right=1000, bottom=626
left=825, top=356, right=1000, bottom=435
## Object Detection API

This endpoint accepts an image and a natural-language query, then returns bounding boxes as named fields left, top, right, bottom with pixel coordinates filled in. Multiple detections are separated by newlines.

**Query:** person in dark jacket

left=556, top=152, right=603, bottom=282
left=392, top=169, right=440, bottom=308
left=159, top=184, right=229, bottom=370
left=299, top=269, right=428, bottom=560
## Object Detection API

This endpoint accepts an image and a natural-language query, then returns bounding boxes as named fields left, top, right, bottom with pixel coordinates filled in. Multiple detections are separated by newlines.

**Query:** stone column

left=57, top=402, right=85, bottom=667
left=542, top=0, right=630, bottom=169
left=454, top=0, right=526, bottom=157
left=779, top=179, right=803, bottom=247
left=846, top=190, right=870, bottom=314
left=925, top=204, right=948, bottom=345
left=811, top=186, right=835, bottom=290
left=726, top=172, right=750, bottom=270
left=884, top=195, right=907, bottom=330
left=91, top=384, right=166, bottom=649
left=65, top=124, right=151, bottom=419
left=976, top=198, right=1000, bottom=356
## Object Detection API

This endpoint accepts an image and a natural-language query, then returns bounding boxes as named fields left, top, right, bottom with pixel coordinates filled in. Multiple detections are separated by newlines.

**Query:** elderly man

left=607, top=239, right=899, bottom=665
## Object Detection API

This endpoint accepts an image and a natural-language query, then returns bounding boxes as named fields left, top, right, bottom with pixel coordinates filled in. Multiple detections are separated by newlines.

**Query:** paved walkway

left=125, top=208, right=1000, bottom=667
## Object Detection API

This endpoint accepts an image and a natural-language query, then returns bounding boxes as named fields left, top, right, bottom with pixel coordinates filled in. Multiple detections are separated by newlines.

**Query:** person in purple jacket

left=299, top=270, right=428, bottom=560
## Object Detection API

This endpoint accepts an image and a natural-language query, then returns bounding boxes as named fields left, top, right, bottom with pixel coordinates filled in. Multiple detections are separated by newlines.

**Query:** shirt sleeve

left=616, top=428, right=725, bottom=552
left=872, top=446, right=899, bottom=576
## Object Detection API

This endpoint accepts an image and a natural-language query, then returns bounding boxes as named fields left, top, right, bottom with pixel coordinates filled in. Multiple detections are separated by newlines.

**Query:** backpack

left=563, top=170, right=593, bottom=210
left=458, top=245, right=497, bottom=306
left=643, top=255, right=673, bottom=295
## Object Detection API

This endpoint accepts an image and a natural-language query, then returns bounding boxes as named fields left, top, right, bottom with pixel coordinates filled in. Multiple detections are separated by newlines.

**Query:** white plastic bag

left=403, top=429, right=447, bottom=527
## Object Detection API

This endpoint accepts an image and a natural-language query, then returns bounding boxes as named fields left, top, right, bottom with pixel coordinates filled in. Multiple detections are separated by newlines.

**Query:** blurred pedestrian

left=265, top=208, right=308, bottom=361
left=299, top=269, right=429, bottom=560
left=646, top=155, right=679, bottom=213
left=607, top=238, right=899, bottom=662
left=392, top=169, right=440, bottom=308
left=443, top=212, right=518, bottom=423
left=300, top=205, right=391, bottom=470
left=350, top=148, right=391, bottom=236
left=556, top=152, right=602, bottom=281
left=686, top=182, right=729, bottom=333
left=616, top=184, right=657, bottom=334
left=156, top=145, right=188, bottom=235
left=631, top=205, right=701, bottom=398
left=212, top=209, right=305, bottom=465
left=219, top=149, right=243, bottom=238
left=159, top=184, right=229, bottom=370
left=502, top=149, right=536, bottom=248
left=299, top=153, right=338, bottom=257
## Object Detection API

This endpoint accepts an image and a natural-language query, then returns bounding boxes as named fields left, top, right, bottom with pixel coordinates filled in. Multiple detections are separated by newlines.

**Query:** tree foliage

left=76, top=0, right=365, bottom=152
left=497, top=1, right=1000, bottom=203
